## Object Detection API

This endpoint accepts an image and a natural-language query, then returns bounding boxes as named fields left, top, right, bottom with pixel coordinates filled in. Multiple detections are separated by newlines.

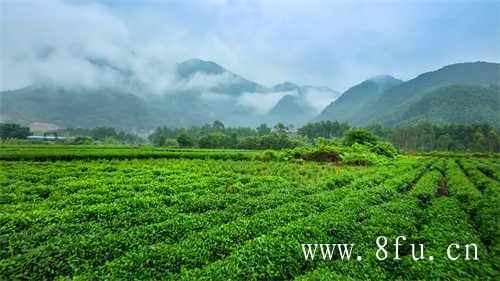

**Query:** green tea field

left=0, top=147, right=498, bottom=280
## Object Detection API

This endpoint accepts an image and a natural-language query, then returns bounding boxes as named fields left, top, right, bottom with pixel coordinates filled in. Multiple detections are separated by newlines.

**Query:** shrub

left=302, top=149, right=341, bottom=163
left=370, top=142, right=397, bottom=158
left=72, top=136, right=93, bottom=145
left=341, top=153, right=374, bottom=166
left=252, top=150, right=279, bottom=161
left=163, top=138, right=179, bottom=147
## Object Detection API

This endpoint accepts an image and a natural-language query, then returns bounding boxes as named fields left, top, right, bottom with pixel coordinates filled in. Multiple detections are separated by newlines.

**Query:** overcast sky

left=1, top=0, right=499, bottom=92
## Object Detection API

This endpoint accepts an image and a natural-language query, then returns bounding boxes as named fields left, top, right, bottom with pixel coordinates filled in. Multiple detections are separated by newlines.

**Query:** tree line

left=148, top=121, right=499, bottom=152
left=1, top=121, right=499, bottom=152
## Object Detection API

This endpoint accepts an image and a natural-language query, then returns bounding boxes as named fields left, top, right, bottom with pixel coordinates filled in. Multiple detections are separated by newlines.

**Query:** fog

left=1, top=0, right=498, bottom=95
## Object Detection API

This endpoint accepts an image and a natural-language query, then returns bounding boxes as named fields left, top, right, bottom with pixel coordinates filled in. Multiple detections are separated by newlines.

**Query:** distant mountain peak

left=272, top=82, right=301, bottom=92
left=177, top=58, right=226, bottom=78
left=367, top=74, right=401, bottom=84
left=269, top=94, right=312, bottom=116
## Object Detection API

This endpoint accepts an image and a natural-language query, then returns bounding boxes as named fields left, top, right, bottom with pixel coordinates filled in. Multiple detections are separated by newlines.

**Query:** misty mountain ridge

left=0, top=58, right=340, bottom=130
left=1, top=59, right=498, bottom=131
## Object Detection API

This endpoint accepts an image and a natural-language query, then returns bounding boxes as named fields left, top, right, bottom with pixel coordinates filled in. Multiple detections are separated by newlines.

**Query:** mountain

left=175, top=59, right=268, bottom=96
left=271, top=82, right=302, bottom=92
left=268, top=83, right=340, bottom=125
left=0, top=58, right=339, bottom=130
left=316, top=62, right=500, bottom=127
left=361, top=62, right=500, bottom=126
left=4, top=59, right=496, bottom=130
left=268, top=95, right=315, bottom=125
left=0, top=84, right=155, bottom=130
left=316, top=75, right=402, bottom=123
left=177, top=58, right=226, bottom=77
left=385, top=84, right=500, bottom=126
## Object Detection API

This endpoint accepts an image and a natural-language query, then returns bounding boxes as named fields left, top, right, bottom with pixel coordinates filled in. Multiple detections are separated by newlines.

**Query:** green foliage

left=256, top=123, right=271, bottom=136
left=61, top=127, right=144, bottom=144
left=148, top=120, right=499, bottom=153
left=199, top=132, right=231, bottom=148
left=316, top=75, right=402, bottom=124
left=0, top=146, right=255, bottom=161
left=386, top=84, right=500, bottom=127
left=238, top=133, right=306, bottom=150
left=0, top=123, right=31, bottom=139
left=0, top=85, right=156, bottom=129
left=273, top=122, right=290, bottom=134
left=71, top=136, right=93, bottom=145
left=149, top=121, right=257, bottom=148
left=369, top=142, right=397, bottom=158
left=297, top=120, right=350, bottom=140
left=340, top=143, right=387, bottom=166
left=162, top=138, right=179, bottom=147
left=253, top=141, right=396, bottom=166
left=252, top=150, right=280, bottom=161
left=102, top=136, right=118, bottom=145
left=0, top=150, right=498, bottom=280
left=378, top=122, right=500, bottom=153
left=342, top=128, right=378, bottom=145
left=317, top=62, right=500, bottom=127
left=176, top=134, right=194, bottom=148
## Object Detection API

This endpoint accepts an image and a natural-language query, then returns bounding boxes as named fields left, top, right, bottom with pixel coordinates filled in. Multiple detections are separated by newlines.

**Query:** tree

left=237, top=136, right=261, bottom=149
left=90, top=127, right=117, bottom=141
left=158, top=135, right=166, bottom=147
left=298, top=121, right=350, bottom=139
left=163, top=138, right=179, bottom=147
left=148, top=126, right=178, bottom=145
left=177, top=134, right=194, bottom=148
left=229, top=133, right=238, bottom=147
left=102, top=136, right=118, bottom=145
left=199, top=132, right=231, bottom=148
left=273, top=123, right=289, bottom=134
left=212, top=120, right=225, bottom=132
left=256, top=123, right=271, bottom=136
left=72, top=136, right=93, bottom=145
left=342, top=129, right=378, bottom=145
left=0, top=123, right=31, bottom=139
left=436, top=134, right=453, bottom=151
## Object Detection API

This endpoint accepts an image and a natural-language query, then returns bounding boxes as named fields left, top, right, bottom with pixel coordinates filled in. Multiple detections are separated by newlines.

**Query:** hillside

left=268, top=83, right=340, bottom=125
left=316, top=75, right=402, bottom=123
left=358, top=62, right=500, bottom=126
left=0, top=85, right=155, bottom=130
left=267, top=95, right=315, bottom=125
left=176, top=59, right=268, bottom=96
left=385, top=84, right=500, bottom=126
left=316, top=62, right=500, bottom=127
left=2, top=60, right=498, bottom=130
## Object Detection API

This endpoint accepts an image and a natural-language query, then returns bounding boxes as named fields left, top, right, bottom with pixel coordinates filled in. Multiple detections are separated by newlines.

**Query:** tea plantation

left=0, top=147, right=498, bottom=280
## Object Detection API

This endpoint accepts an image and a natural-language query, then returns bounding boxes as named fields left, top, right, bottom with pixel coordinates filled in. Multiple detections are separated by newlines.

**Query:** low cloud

left=1, top=0, right=497, bottom=94
left=236, top=91, right=296, bottom=114
left=302, top=88, right=340, bottom=113
left=173, top=72, right=243, bottom=91
left=0, top=0, right=179, bottom=93
left=199, top=91, right=233, bottom=102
